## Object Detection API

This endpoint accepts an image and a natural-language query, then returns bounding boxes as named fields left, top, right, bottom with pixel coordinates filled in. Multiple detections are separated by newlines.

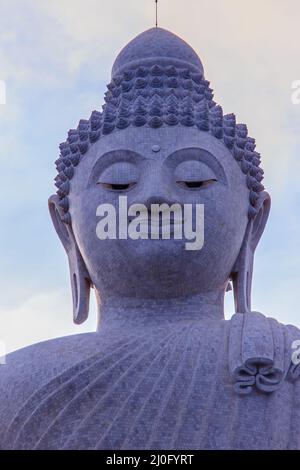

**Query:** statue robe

left=1, top=312, right=300, bottom=450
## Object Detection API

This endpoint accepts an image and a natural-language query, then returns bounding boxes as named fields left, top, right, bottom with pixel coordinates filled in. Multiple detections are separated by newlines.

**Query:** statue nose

left=136, top=164, right=177, bottom=209
left=144, top=195, right=174, bottom=209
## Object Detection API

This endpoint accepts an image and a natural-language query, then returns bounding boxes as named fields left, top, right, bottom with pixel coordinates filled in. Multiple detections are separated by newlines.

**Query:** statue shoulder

left=228, top=310, right=300, bottom=350
left=0, top=332, right=103, bottom=446
left=228, top=311, right=300, bottom=395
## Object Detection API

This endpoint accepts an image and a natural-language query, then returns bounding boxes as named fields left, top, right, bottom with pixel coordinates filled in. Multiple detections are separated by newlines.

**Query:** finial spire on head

left=155, top=0, right=158, bottom=27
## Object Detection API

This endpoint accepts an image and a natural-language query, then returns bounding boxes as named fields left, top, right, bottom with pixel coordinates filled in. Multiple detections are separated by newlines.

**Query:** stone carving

left=0, top=27, right=300, bottom=450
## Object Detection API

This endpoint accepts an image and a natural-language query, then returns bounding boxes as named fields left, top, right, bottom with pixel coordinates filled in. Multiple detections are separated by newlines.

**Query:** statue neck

left=96, top=290, right=225, bottom=332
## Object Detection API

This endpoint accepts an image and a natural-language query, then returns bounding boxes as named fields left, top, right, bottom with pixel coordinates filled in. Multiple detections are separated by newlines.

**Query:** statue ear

left=231, top=191, right=271, bottom=313
left=48, top=195, right=91, bottom=324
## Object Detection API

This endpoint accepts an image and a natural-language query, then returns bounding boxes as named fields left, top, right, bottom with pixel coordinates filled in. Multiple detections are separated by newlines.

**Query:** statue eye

left=177, top=179, right=217, bottom=189
left=97, top=182, right=137, bottom=191
left=96, top=162, right=139, bottom=191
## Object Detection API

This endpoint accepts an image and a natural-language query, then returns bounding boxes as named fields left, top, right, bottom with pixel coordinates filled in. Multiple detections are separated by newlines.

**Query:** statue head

left=49, top=28, right=270, bottom=324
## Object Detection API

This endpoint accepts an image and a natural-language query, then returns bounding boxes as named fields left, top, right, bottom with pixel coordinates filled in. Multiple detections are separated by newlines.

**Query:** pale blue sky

left=0, top=0, right=299, bottom=352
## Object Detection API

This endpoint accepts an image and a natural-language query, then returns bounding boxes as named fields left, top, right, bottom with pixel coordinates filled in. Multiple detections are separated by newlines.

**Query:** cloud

left=0, top=0, right=152, bottom=86
left=0, top=288, right=97, bottom=353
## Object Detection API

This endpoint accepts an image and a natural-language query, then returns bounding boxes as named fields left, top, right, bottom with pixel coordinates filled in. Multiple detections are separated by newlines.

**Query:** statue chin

left=1, top=26, right=299, bottom=451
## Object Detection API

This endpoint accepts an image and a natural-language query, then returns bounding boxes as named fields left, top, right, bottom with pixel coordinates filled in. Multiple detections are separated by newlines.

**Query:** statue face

left=68, top=126, right=249, bottom=299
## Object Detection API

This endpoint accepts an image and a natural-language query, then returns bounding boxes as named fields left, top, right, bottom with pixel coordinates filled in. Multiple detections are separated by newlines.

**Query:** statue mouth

left=128, top=216, right=184, bottom=238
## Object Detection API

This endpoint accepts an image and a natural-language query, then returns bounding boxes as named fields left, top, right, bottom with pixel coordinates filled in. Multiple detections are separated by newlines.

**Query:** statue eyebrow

left=165, top=147, right=227, bottom=184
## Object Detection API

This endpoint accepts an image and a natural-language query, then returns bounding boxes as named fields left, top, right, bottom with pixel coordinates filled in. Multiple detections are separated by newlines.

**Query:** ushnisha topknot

left=54, top=28, right=264, bottom=224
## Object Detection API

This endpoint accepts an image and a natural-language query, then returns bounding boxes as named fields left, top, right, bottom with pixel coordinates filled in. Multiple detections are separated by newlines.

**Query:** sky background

left=0, top=0, right=299, bottom=353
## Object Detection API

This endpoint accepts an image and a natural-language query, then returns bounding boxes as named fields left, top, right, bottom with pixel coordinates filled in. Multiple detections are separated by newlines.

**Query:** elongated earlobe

left=231, top=222, right=253, bottom=313
left=231, top=192, right=271, bottom=313
left=48, top=195, right=92, bottom=324
left=68, top=248, right=91, bottom=324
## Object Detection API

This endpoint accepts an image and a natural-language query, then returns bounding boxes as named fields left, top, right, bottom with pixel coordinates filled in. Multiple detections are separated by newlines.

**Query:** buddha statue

left=1, top=27, right=300, bottom=450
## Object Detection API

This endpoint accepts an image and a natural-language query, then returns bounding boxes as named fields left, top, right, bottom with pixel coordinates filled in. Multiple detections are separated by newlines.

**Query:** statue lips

left=128, top=215, right=184, bottom=238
